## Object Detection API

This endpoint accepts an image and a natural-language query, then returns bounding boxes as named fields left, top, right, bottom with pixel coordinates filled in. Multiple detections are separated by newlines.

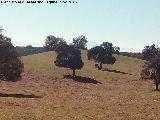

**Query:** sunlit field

left=0, top=51, right=159, bottom=120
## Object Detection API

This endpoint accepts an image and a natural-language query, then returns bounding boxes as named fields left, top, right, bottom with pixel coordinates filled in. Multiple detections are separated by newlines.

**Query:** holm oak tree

left=54, top=44, right=84, bottom=76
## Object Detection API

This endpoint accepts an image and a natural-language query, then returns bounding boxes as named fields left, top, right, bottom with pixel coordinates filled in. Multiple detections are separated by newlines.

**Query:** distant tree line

left=119, top=52, right=142, bottom=59
left=16, top=45, right=44, bottom=56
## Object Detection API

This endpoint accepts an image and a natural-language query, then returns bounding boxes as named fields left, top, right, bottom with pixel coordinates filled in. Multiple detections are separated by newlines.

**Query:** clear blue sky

left=0, top=0, right=160, bottom=52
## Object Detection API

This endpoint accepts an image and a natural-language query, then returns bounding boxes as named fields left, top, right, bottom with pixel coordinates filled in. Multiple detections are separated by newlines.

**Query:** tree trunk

left=98, top=63, right=102, bottom=70
left=155, top=83, right=159, bottom=90
left=154, top=69, right=159, bottom=91
left=73, top=69, right=76, bottom=76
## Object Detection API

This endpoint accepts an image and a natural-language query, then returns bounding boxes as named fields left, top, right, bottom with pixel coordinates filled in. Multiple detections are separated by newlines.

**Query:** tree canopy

left=113, top=46, right=120, bottom=54
left=54, top=44, right=84, bottom=76
left=0, top=28, right=24, bottom=81
left=88, top=42, right=116, bottom=70
left=44, top=35, right=66, bottom=51
left=142, top=44, right=160, bottom=61
left=141, top=53, right=160, bottom=90
left=72, top=35, right=88, bottom=49
left=100, top=42, right=114, bottom=54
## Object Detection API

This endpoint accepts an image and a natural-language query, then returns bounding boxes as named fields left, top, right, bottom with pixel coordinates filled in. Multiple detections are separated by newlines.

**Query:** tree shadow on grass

left=102, top=68, right=133, bottom=75
left=0, top=93, right=41, bottom=98
left=64, top=75, right=102, bottom=84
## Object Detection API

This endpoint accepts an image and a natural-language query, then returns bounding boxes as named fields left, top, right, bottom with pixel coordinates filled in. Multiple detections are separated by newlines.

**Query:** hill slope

left=22, top=51, right=143, bottom=80
left=0, top=51, right=159, bottom=120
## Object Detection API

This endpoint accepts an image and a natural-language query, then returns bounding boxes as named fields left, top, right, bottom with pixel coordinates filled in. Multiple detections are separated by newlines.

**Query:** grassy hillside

left=22, top=51, right=143, bottom=80
left=0, top=51, right=160, bottom=120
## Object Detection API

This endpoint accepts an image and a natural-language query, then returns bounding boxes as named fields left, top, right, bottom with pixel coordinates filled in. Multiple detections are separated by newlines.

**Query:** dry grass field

left=0, top=51, right=160, bottom=120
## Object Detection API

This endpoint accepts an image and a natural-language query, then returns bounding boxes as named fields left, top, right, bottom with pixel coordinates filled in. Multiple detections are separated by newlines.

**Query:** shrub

left=0, top=29, right=24, bottom=81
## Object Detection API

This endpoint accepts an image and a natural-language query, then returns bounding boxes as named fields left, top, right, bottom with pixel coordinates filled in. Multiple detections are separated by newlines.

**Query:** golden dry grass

left=0, top=51, right=160, bottom=120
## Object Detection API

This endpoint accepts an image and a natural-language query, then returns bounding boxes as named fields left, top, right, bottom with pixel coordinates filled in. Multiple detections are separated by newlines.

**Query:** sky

left=0, top=0, right=160, bottom=52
